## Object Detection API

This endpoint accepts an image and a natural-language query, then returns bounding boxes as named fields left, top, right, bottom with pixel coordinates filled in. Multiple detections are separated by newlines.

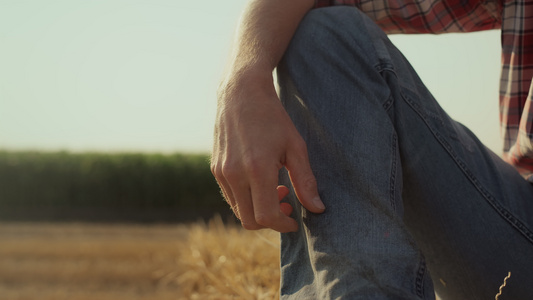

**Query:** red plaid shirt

left=316, top=0, right=533, bottom=174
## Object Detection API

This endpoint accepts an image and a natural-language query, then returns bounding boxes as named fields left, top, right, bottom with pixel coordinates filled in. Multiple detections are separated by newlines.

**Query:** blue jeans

left=277, top=7, right=533, bottom=300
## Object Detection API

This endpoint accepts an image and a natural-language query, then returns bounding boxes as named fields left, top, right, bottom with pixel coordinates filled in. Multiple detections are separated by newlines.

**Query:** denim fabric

left=276, top=7, right=533, bottom=300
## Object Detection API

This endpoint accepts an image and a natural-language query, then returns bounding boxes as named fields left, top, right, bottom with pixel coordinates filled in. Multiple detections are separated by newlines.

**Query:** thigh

left=376, top=19, right=533, bottom=298
left=278, top=7, right=435, bottom=300
left=277, top=5, right=533, bottom=300
left=396, top=88, right=533, bottom=299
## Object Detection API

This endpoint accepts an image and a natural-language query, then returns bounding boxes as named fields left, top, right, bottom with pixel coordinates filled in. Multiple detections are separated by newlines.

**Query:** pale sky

left=0, top=0, right=502, bottom=154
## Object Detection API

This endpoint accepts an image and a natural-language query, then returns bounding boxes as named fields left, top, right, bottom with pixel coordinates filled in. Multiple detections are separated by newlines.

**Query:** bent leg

left=277, top=6, right=533, bottom=300
left=278, top=7, right=433, bottom=300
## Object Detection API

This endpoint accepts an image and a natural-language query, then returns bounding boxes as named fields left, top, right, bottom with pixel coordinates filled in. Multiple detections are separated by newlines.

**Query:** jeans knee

left=283, top=6, right=382, bottom=73
left=278, top=6, right=395, bottom=113
left=288, top=7, right=368, bottom=52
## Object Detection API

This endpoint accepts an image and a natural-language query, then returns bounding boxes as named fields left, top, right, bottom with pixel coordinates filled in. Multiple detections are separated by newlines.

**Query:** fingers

left=277, top=185, right=290, bottom=200
left=219, top=179, right=238, bottom=218
left=219, top=161, right=265, bottom=230
left=213, top=158, right=296, bottom=232
left=249, top=165, right=298, bottom=233
left=285, top=140, right=325, bottom=214
left=211, top=156, right=240, bottom=219
left=211, top=133, right=321, bottom=232
left=278, top=186, right=293, bottom=217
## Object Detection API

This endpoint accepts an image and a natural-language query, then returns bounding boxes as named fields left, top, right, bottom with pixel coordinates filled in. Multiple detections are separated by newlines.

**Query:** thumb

left=285, top=142, right=325, bottom=213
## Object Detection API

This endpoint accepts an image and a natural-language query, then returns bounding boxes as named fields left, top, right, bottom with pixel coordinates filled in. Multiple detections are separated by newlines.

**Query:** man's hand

left=210, top=0, right=320, bottom=232
left=211, top=74, right=325, bottom=233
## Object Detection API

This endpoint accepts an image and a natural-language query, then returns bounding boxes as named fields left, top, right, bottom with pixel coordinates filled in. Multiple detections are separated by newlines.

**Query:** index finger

left=249, top=165, right=298, bottom=233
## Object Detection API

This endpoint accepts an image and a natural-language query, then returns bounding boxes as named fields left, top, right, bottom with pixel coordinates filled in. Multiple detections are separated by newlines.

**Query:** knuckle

left=255, top=213, right=274, bottom=227
left=210, top=162, right=219, bottom=177
left=293, top=138, right=308, bottom=154
left=210, top=159, right=227, bottom=180
left=303, top=177, right=318, bottom=190
left=242, top=157, right=264, bottom=178
left=221, top=163, right=239, bottom=181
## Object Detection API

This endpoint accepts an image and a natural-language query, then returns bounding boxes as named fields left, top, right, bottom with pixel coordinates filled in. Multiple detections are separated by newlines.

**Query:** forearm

left=222, top=0, right=314, bottom=87
left=212, top=0, right=324, bottom=233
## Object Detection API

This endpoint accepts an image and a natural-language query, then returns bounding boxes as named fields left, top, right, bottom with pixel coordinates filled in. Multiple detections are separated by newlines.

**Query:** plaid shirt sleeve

left=314, top=0, right=501, bottom=33
left=500, top=0, right=533, bottom=175
left=315, top=0, right=533, bottom=176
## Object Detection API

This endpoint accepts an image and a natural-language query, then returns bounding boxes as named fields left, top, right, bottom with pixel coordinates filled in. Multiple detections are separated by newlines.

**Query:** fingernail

left=313, top=196, right=325, bottom=210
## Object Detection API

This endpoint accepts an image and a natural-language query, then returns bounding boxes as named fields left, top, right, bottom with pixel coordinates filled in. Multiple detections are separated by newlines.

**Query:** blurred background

left=0, top=0, right=500, bottom=299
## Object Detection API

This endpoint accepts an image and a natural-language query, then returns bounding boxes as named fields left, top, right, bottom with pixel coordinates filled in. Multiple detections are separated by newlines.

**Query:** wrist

left=218, top=66, right=276, bottom=100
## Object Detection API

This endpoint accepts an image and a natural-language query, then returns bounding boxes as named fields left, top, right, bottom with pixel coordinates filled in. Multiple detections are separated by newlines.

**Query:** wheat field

left=0, top=216, right=280, bottom=300
left=0, top=218, right=449, bottom=300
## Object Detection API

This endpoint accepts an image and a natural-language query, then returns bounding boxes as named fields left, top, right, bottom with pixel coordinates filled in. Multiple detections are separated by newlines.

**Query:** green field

left=0, top=151, right=229, bottom=222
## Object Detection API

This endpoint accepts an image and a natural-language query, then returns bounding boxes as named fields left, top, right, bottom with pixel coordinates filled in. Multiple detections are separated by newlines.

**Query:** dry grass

left=0, top=218, right=448, bottom=300
left=0, top=216, right=280, bottom=300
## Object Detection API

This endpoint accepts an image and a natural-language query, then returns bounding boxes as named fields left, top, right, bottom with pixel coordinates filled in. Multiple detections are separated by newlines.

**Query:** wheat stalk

left=495, top=271, right=511, bottom=300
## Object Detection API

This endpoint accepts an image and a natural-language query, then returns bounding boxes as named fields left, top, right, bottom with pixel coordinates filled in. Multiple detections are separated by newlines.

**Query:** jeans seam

left=382, top=70, right=428, bottom=298
left=390, top=132, right=398, bottom=213
left=415, top=256, right=428, bottom=297
left=401, top=90, right=533, bottom=245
